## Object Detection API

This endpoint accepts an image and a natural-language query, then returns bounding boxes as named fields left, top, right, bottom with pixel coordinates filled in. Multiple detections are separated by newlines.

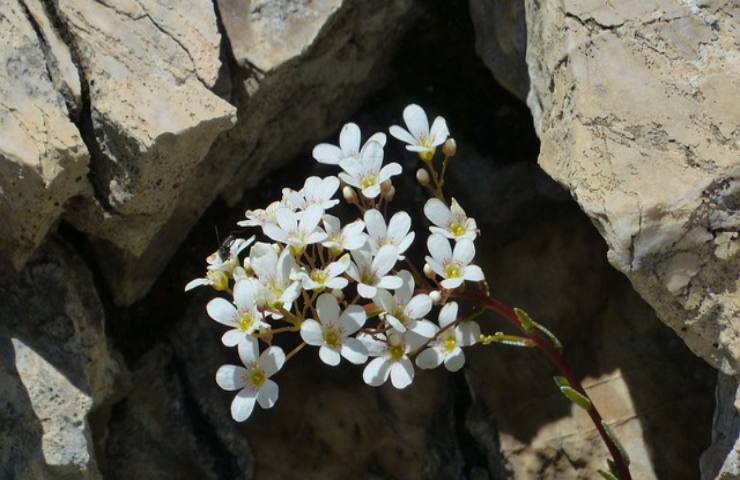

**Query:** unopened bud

left=342, top=186, right=357, bottom=204
left=273, top=243, right=282, bottom=254
left=242, top=258, right=254, bottom=276
left=332, top=289, right=345, bottom=301
left=384, top=186, right=396, bottom=202
left=416, top=168, right=431, bottom=186
left=423, top=263, right=435, bottom=279
left=429, top=290, right=443, bottom=305
left=380, top=180, right=392, bottom=194
left=442, top=138, right=457, bottom=157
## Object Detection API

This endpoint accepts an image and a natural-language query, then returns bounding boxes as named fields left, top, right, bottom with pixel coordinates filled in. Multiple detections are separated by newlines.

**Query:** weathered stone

left=58, top=0, right=237, bottom=256
left=524, top=0, right=740, bottom=374
left=0, top=239, right=125, bottom=480
left=0, top=0, right=89, bottom=270
left=90, top=0, right=420, bottom=304
left=701, top=373, right=740, bottom=480
left=468, top=0, right=529, bottom=101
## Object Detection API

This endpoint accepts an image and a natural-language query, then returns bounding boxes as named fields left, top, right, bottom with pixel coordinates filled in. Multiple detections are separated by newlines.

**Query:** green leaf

left=558, top=385, right=593, bottom=411
left=597, top=470, right=618, bottom=480
left=602, top=421, right=631, bottom=467
left=514, top=308, right=536, bottom=332
left=514, top=307, right=563, bottom=352
left=480, top=332, right=536, bottom=348
left=553, top=376, right=570, bottom=388
left=531, top=320, right=563, bottom=352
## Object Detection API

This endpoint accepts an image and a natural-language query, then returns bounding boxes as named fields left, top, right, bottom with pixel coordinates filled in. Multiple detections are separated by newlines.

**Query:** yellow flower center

left=360, top=175, right=377, bottom=190
left=207, top=270, right=230, bottom=291
left=250, top=367, right=266, bottom=388
left=238, top=312, right=255, bottom=332
left=360, top=271, right=377, bottom=285
left=393, top=306, right=408, bottom=325
left=443, top=334, right=457, bottom=352
left=444, top=263, right=461, bottom=279
left=324, top=329, right=342, bottom=348
left=310, top=269, right=327, bottom=285
left=290, top=244, right=306, bottom=257
left=328, top=246, right=344, bottom=257
left=389, top=344, right=405, bottom=361
left=450, top=222, right=466, bottom=237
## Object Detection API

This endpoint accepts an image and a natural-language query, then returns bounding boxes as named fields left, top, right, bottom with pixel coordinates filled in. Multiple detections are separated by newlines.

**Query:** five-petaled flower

left=424, top=197, right=478, bottom=241
left=364, top=209, right=415, bottom=259
left=374, top=271, right=436, bottom=337
left=389, top=104, right=449, bottom=162
left=425, top=233, right=485, bottom=289
left=338, top=141, right=401, bottom=199
left=263, top=205, right=327, bottom=256
left=312, top=122, right=387, bottom=166
left=206, top=279, right=267, bottom=347
left=346, top=245, right=403, bottom=298
left=300, top=294, right=368, bottom=366
left=416, top=301, right=480, bottom=372
left=361, top=330, right=426, bottom=389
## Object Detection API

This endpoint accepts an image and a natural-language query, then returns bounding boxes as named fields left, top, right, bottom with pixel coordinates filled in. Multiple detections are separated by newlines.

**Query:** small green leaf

left=514, top=308, right=536, bottom=332
left=597, top=470, right=618, bottom=480
left=531, top=320, right=563, bottom=352
left=553, top=376, right=570, bottom=388
left=602, top=421, right=631, bottom=467
left=480, top=332, right=536, bottom=348
left=514, top=308, right=563, bottom=352
left=558, top=385, right=593, bottom=411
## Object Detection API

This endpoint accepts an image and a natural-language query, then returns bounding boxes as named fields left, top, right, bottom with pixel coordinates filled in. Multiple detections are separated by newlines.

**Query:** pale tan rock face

left=524, top=0, right=740, bottom=375
left=0, top=0, right=89, bottom=270
left=57, top=0, right=237, bottom=256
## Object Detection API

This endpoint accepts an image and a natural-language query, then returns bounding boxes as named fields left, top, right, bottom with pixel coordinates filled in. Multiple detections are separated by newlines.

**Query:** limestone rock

left=524, top=0, right=740, bottom=374
left=701, top=373, right=740, bottom=480
left=58, top=0, right=237, bottom=256
left=0, top=0, right=88, bottom=270
left=468, top=0, right=529, bottom=101
left=0, top=239, right=125, bottom=480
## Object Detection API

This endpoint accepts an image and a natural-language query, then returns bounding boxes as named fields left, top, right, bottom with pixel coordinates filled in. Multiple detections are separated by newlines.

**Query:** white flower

left=416, top=302, right=479, bottom=372
left=294, top=254, right=351, bottom=291
left=338, top=141, right=401, bottom=199
left=424, top=198, right=477, bottom=241
left=263, top=205, right=327, bottom=256
left=425, top=234, right=484, bottom=289
left=185, top=236, right=255, bottom=291
left=361, top=331, right=426, bottom=389
left=300, top=293, right=368, bottom=366
left=346, top=245, right=403, bottom=298
left=216, top=339, right=285, bottom=422
left=249, top=243, right=301, bottom=311
left=312, top=122, right=386, bottom=165
left=322, top=215, right=367, bottom=252
left=389, top=104, right=449, bottom=161
left=206, top=280, right=268, bottom=347
left=364, top=209, right=414, bottom=258
left=282, top=176, right=340, bottom=211
left=238, top=201, right=281, bottom=228
left=374, top=271, right=436, bottom=338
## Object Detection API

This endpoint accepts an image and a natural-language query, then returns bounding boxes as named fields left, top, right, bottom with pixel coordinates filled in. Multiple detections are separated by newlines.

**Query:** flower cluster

left=188, top=104, right=486, bottom=422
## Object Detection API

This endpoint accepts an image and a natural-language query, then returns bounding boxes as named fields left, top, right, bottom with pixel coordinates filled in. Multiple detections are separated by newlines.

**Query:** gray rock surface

left=701, top=373, right=740, bottom=480
left=0, top=0, right=88, bottom=271
left=523, top=0, right=740, bottom=377
left=0, top=239, right=124, bottom=480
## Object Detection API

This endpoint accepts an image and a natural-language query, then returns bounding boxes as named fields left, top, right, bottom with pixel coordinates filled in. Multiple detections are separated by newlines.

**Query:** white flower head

left=416, top=301, right=479, bottom=372
left=312, top=122, right=387, bottom=165
left=206, top=279, right=269, bottom=347
left=263, top=205, right=327, bottom=256
left=375, top=271, right=436, bottom=338
left=238, top=201, right=282, bottom=228
left=338, top=140, right=401, bottom=199
left=216, top=339, right=285, bottom=422
left=249, top=243, right=301, bottom=311
left=322, top=215, right=367, bottom=253
left=364, top=209, right=415, bottom=259
left=361, top=330, right=426, bottom=389
left=186, top=236, right=255, bottom=291
left=425, top=234, right=484, bottom=289
left=346, top=245, right=403, bottom=298
left=302, top=176, right=340, bottom=210
left=389, top=104, right=449, bottom=161
left=424, top=198, right=477, bottom=241
left=294, top=253, right=351, bottom=291
left=300, top=293, right=368, bottom=366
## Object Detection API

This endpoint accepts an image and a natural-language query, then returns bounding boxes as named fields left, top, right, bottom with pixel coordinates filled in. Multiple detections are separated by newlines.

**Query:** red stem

left=457, top=291, right=632, bottom=480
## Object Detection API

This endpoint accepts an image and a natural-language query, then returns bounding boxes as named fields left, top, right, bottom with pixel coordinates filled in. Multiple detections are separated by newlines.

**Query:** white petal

left=259, top=346, right=285, bottom=376
left=406, top=294, right=432, bottom=320
left=207, top=298, right=237, bottom=327
left=363, top=357, right=391, bottom=386
left=312, top=143, right=342, bottom=165
left=372, top=245, right=399, bottom=276
left=256, top=379, right=279, bottom=409
left=300, top=319, right=324, bottom=346
left=357, top=282, right=378, bottom=299
left=416, top=348, right=442, bottom=370
left=424, top=198, right=453, bottom=228
left=390, top=358, right=414, bottom=389
left=319, top=345, right=341, bottom=366
left=364, top=209, right=387, bottom=241
left=429, top=116, right=450, bottom=146
left=463, top=265, right=485, bottom=282
left=233, top=280, right=256, bottom=311
left=275, top=207, right=298, bottom=233
left=238, top=336, right=260, bottom=365
left=325, top=254, right=350, bottom=277
left=438, top=301, right=459, bottom=328
left=263, top=223, right=288, bottom=243
left=389, top=125, right=417, bottom=146
left=396, top=233, right=415, bottom=255
left=221, top=329, right=245, bottom=347
left=459, top=321, right=481, bottom=347
left=403, top=104, right=429, bottom=139
left=341, top=338, right=369, bottom=365
left=425, top=257, right=445, bottom=277
left=367, top=131, right=387, bottom=147
left=338, top=172, right=360, bottom=188
left=322, top=214, right=341, bottom=235
left=300, top=205, right=325, bottom=235
left=184, top=278, right=209, bottom=291
left=361, top=184, right=382, bottom=199
left=441, top=277, right=464, bottom=289
left=427, top=234, right=452, bottom=263
left=360, top=140, right=384, bottom=173
left=316, top=293, right=340, bottom=325
left=216, top=365, right=247, bottom=391
left=452, top=239, right=475, bottom=265
left=443, top=349, right=466, bottom=372
left=250, top=243, right=278, bottom=279
left=387, top=212, right=411, bottom=243
left=339, top=122, right=361, bottom=154
left=409, top=319, right=438, bottom=339
left=377, top=163, right=402, bottom=183
left=374, top=288, right=396, bottom=313
left=231, top=390, right=256, bottom=422
left=326, top=277, right=348, bottom=290
left=385, top=315, right=406, bottom=332
left=338, top=305, right=366, bottom=335
left=377, top=275, right=403, bottom=290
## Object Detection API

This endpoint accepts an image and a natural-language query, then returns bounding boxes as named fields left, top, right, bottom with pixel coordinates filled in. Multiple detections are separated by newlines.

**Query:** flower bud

left=380, top=180, right=392, bottom=194
left=273, top=243, right=282, bottom=254
left=442, top=138, right=457, bottom=157
left=384, top=186, right=396, bottom=202
left=342, top=186, right=357, bottom=204
left=423, top=263, right=435, bottom=279
left=332, top=289, right=345, bottom=301
left=429, top=290, right=443, bottom=305
left=416, top=168, right=430, bottom=186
